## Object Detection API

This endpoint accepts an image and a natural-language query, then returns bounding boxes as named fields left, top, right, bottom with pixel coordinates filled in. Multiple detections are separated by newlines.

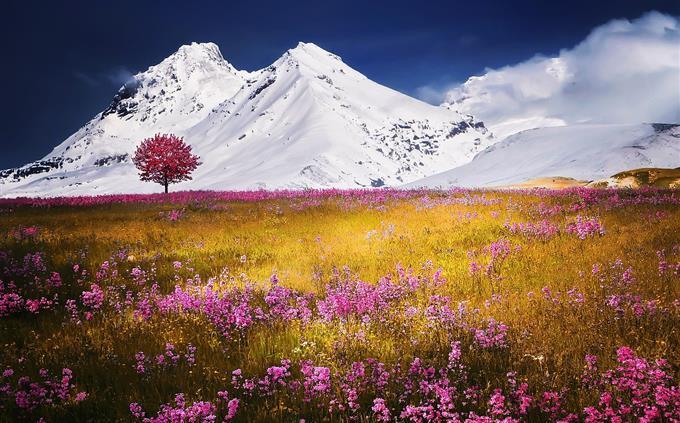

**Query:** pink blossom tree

left=132, top=134, right=200, bottom=193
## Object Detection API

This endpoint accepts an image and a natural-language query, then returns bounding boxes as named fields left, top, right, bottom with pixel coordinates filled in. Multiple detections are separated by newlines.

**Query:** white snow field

left=406, top=123, right=680, bottom=188
left=0, top=42, right=492, bottom=197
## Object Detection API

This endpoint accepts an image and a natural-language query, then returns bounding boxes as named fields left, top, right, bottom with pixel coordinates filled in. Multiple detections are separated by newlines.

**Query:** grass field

left=0, top=188, right=678, bottom=421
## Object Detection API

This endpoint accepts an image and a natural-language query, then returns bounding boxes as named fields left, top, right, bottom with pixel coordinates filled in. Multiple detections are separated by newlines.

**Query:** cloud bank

left=441, top=11, right=680, bottom=139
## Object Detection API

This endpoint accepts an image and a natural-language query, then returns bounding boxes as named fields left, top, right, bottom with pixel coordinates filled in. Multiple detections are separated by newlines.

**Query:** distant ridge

left=406, top=123, right=680, bottom=188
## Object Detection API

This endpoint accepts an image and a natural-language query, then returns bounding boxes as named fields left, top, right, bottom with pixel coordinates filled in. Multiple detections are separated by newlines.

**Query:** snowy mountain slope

left=405, top=123, right=680, bottom=188
left=0, top=42, right=251, bottom=196
left=185, top=42, right=493, bottom=189
left=0, top=42, right=493, bottom=197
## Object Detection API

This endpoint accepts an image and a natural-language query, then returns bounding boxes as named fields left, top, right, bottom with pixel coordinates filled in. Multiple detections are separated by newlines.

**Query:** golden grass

left=0, top=189, right=678, bottom=420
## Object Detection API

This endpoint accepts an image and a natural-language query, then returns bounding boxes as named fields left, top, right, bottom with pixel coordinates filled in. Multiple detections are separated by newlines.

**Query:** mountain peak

left=97, top=41, right=248, bottom=130
left=292, top=41, right=322, bottom=51
left=294, top=41, right=312, bottom=49
left=176, top=42, right=222, bottom=57
left=135, top=41, right=244, bottom=89
left=286, top=41, right=343, bottom=64
left=166, top=42, right=228, bottom=66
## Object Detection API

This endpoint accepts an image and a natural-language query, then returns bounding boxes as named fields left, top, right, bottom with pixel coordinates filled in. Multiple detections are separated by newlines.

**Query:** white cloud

left=443, top=11, right=680, bottom=139
left=106, top=67, right=135, bottom=86
left=415, top=83, right=456, bottom=105
left=73, top=67, right=136, bottom=88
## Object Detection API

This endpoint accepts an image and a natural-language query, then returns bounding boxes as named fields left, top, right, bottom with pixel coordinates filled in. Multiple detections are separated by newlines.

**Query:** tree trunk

left=164, top=176, right=168, bottom=194
left=164, top=182, right=168, bottom=194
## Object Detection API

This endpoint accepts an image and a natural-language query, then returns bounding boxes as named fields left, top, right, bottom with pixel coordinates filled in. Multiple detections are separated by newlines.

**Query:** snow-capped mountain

left=406, top=123, right=680, bottom=188
left=0, top=42, right=492, bottom=197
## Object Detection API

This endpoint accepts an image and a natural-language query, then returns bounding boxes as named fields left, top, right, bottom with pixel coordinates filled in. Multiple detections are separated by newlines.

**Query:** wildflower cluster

left=1, top=368, right=86, bottom=414
left=565, top=215, right=605, bottom=239
left=504, top=219, right=559, bottom=240
left=0, top=187, right=678, bottom=421
left=582, top=346, right=679, bottom=422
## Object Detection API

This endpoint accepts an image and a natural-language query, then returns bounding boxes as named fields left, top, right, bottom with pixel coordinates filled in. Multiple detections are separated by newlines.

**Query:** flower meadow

left=0, top=187, right=678, bottom=421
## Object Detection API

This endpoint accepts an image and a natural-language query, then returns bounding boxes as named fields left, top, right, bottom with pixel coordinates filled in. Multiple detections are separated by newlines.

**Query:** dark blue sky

left=2, top=0, right=678, bottom=169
